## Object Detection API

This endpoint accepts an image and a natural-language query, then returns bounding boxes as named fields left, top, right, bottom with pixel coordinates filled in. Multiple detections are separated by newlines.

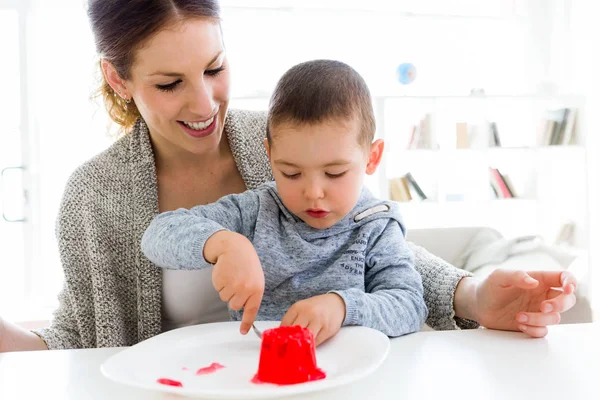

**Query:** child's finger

left=228, top=293, right=247, bottom=311
left=280, top=308, right=298, bottom=327
left=239, top=293, right=262, bottom=335
left=306, top=321, right=322, bottom=344
left=291, top=313, right=311, bottom=329
left=314, top=329, right=332, bottom=346
left=218, top=286, right=235, bottom=303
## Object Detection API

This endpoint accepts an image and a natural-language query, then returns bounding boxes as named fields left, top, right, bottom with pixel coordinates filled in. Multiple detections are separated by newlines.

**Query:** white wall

left=25, top=0, right=114, bottom=312
left=568, top=0, right=600, bottom=319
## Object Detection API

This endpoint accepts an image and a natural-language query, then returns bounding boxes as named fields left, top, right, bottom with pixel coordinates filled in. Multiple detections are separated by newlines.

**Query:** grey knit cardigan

left=33, top=109, right=476, bottom=350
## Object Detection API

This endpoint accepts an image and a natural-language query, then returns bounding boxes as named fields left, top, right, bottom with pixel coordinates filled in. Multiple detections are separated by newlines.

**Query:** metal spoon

left=251, top=323, right=263, bottom=339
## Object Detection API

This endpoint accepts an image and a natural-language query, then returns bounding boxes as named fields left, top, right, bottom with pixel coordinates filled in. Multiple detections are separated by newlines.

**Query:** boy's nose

left=304, top=182, right=325, bottom=200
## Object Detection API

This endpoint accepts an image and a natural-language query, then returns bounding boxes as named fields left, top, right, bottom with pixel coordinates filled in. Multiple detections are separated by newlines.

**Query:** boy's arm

left=141, top=190, right=261, bottom=270
left=331, top=221, right=428, bottom=337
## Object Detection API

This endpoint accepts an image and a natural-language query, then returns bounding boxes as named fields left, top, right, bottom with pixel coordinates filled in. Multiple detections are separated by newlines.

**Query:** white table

left=1, top=323, right=597, bottom=400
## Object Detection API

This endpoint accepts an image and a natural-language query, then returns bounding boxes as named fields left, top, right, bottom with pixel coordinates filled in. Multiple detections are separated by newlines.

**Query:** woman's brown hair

left=87, top=0, right=221, bottom=133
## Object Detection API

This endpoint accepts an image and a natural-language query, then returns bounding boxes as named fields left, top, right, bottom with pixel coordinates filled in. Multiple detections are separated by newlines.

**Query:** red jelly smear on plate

left=196, top=362, right=226, bottom=375
left=252, top=325, right=326, bottom=385
left=156, top=378, right=183, bottom=387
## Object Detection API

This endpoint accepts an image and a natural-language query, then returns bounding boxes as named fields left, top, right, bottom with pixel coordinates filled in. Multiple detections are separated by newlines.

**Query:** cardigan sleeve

left=31, top=168, right=93, bottom=349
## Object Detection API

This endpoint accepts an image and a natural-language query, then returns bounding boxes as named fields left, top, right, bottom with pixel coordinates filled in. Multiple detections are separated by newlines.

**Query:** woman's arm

left=31, top=284, right=84, bottom=349
left=0, top=317, right=48, bottom=352
left=409, top=242, right=480, bottom=330
left=29, top=169, right=96, bottom=350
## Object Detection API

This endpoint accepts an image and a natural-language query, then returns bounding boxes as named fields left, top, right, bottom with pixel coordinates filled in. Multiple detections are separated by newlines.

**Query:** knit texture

left=33, top=109, right=476, bottom=350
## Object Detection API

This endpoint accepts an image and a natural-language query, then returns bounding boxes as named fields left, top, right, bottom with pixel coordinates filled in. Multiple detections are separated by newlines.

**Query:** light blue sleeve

left=141, top=189, right=261, bottom=270
left=332, top=221, right=428, bottom=337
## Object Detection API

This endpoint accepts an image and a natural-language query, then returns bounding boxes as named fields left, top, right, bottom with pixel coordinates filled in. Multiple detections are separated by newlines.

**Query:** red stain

left=196, top=362, right=226, bottom=375
left=182, top=367, right=189, bottom=371
left=156, top=378, right=183, bottom=387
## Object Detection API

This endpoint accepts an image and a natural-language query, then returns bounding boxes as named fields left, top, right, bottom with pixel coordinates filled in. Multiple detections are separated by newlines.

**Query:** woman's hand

left=204, top=231, right=265, bottom=335
left=280, top=293, right=346, bottom=346
left=455, top=269, right=577, bottom=338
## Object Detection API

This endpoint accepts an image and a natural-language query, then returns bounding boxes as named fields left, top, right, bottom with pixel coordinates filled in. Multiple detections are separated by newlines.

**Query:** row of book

left=390, top=168, right=517, bottom=202
left=389, top=173, right=427, bottom=202
left=405, top=108, right=578, bottom=149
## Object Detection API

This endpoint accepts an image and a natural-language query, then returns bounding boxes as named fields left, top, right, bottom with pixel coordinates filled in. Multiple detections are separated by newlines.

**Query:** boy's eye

left=282, top=172, right=301, bottom=179
left=156, top=79, right=182, bottom=92
left=326, top=171, right=347, bottom=178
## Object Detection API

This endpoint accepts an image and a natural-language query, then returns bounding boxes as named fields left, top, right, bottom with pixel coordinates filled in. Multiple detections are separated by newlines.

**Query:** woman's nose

left=188, top=81, right=215, bottom=117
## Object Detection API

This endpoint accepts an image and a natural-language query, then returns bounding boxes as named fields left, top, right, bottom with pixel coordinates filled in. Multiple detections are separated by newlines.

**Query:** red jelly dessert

left=252, top=325, right=326, bottom=385
left=156, top=378, right=183, bottom=387
left=196, top=362, right=226, bottom=375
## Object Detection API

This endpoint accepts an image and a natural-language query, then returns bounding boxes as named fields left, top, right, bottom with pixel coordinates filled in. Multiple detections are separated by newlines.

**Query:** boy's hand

left=280, top=293, right=346, bottom=346
left=204, top=231, right=265, bottom=335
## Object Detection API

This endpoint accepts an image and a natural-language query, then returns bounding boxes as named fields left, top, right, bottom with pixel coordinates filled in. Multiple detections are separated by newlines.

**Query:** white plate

left=101, top=321, right=390, bottom=399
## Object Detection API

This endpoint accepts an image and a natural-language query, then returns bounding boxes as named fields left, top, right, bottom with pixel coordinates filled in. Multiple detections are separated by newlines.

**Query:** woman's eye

left=205, top=66, right=225, bottom=76
left=156, top=80, right=182, bottom=92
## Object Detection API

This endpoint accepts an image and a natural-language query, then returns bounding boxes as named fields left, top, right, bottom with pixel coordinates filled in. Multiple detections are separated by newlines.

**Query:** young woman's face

left=125, top=18, right=230, bottom=157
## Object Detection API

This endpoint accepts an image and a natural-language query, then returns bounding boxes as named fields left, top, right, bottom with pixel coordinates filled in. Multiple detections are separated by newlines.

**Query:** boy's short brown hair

left=267, top=59, right=376, bottom=148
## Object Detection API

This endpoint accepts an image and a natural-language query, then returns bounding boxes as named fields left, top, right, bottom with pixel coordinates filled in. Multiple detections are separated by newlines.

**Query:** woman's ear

left=101, top=59, right=129, bottom=100
left=366, top=139, right=384, bottom=175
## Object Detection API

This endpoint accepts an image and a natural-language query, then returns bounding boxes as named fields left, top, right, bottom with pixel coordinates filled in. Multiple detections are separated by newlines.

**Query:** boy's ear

left=366, top=139, right=384, bottom=175
left=264, top=138, right=271, bottom=160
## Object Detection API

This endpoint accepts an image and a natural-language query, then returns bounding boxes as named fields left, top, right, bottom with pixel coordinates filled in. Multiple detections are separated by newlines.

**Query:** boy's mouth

left=306, top=209, right=329, bottom=219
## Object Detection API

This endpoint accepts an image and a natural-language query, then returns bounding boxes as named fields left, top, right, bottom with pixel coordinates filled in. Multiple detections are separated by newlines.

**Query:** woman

left=0, top=0, right=576, bottom=352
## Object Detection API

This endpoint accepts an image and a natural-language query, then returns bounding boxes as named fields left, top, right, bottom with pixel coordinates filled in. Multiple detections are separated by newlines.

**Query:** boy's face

left=266, top=118, right=383, bottom=229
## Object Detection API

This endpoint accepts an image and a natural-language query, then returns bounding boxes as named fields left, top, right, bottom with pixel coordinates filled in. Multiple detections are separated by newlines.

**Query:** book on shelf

left=456, top=122, right=469, bottom=149
left=407, top=113, right=436, bottom=149
left=405, top=172, right=427, bottom=200
left=455, top=120, right=501, bottom=149
left=490, top=122, right=501, bottom=147
left=389, top=173, right=427, bottom=202
left=389, top=176, right=411, bottom=202
left=489, top=167, right=516, bottom=198
left=537, top=108, right=577, bottom=146
left=554, top=221, right=576, bottom=246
